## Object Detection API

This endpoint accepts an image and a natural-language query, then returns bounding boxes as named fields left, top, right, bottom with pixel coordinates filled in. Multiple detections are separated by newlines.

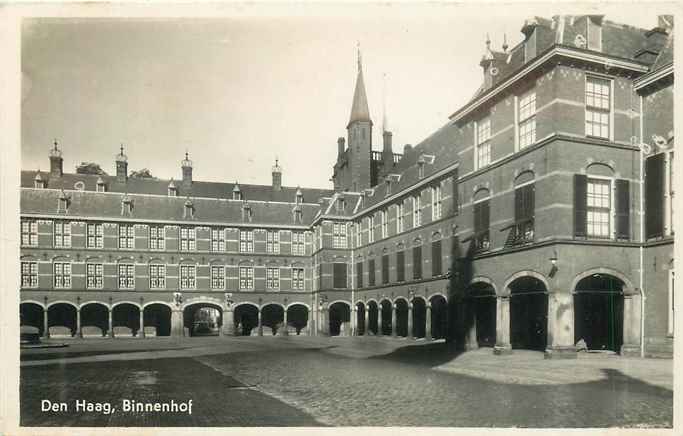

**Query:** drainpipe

left=638, top=95, right=646, bottom=358
left=351, top=229, right=356, bottom=335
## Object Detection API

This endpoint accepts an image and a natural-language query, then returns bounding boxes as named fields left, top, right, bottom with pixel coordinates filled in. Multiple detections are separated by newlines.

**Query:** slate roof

left=348, top=62, right=372, bottom=126
left=21, top=171, right=333, bottom=204
left=21, top=187, right=321, bottom=227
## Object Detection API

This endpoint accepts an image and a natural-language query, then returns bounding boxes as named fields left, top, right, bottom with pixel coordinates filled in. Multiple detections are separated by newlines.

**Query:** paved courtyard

left=20, top=336, right=673, bottom=427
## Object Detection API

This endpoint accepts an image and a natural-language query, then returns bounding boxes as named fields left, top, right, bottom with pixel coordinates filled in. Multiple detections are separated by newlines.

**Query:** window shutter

left=333, top=263, right=347, bottom=289
left=368, top=259, right=375, bottom=286
left=474, top=203, right=482, bottom=234
left=396, top=251, right=405, bottom=282
left=482, top=200, right=490, bottom=231
left=514, top=187, right=523, bottom=223
left=574, top=174, right=588, bottom=237
left=645, top=154, right=665, bottom=239
left=413, top=246, right=422, bottom=279
left=615, top=179, right=630, bottom=240
left=432, top=240, right=442, bottom=276
left=356, top=262, right=363, bottom=288
left=382, top=255, right=389, bottom=284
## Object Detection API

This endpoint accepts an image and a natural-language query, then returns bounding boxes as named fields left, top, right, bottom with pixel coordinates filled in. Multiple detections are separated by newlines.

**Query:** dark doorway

left=234, top=304, right=259, bottom=335
left=329, top=302, right=351, bottom=336
left=412, top=298, right=426, bottom=338
left=468, top=283, right=496, bottom=347
left=286, top=304, right=309, bottom=334
left=81, top=303, right=109, bottom=337
left=356, top=303, right=366, bottom=335
left=574, top=274, right=624, bottom=352
left=509, top=277, right=548, bottom=351
left=20, top=303, right=44, bottom=336
left=262, top=304, right=284, bottom=335
left=47, top=303, right=77, bottom=337
left=380, top=300, right=392, bottom=335
left=430, top=295, right=448, bottom=339
left=395, top=299, right=409, bottom=337
left=143, top=304, right=171, bottom=337
left=367, top=301, right=379, bottom=335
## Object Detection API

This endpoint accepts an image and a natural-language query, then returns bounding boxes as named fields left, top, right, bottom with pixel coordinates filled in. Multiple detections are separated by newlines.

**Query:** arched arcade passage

left=329, top=302, right=351, bottom=336
left=509, top=276, right=548, bottom=351
left=183, top=303, right=222, bottom=337
left=468, top=282, right=496, bottom=347
left=286, top=304, right=309, bottom=335
left=20, top=303, right=44, bottom=336
left=429, top=295, right=448, bottom=339
left=80, top=303, right=109, bottom=337
left=143, top=304, right=172, bottom=337
left=574, top=273, right=625, bottom=352
left=234, top=304, right=259, bottom=336
left=262, top=304, right=284, bottom=335
left=395, top=299, right=409, bottom=337
left=48, top=303, right=77, bottom=337
left=113, top=303, right=141, bottom=337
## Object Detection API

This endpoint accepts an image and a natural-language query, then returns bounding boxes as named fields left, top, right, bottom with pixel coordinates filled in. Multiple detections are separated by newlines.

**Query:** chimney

left=382, top=130, right=394, bottom=173
left=181, top=152, right=193, bottom=187
left=115, top=144, right=128, bottom=183
left=49, top=140, right=63, bottom=177
left=337, top=137, right=345, bottom=156
left=272, top=158, right=282, bottom=191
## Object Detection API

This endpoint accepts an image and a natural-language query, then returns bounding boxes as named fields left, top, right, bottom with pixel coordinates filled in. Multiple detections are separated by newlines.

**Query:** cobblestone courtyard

left=21, top=336, right=673, bottom=427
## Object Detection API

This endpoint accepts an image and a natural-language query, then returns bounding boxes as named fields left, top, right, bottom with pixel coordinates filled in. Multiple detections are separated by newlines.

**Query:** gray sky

left=21, top=6, right=661, bottom=189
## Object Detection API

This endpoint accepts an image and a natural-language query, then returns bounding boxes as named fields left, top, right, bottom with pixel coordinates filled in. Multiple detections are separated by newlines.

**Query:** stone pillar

left=257, top=309, right=263, bottom=336
left=282, top=308, right=289, bottom=336
left=621, top=290, right=642, bottom=357
left=139, top=309, right=145, bottom=338
left=425, top=302, right=432, bottom=341
left=311, top=306, right=317, bottom=336
left=407, top=303, right=414, bottom=339
left=108, top=308, right=114, bottom=338
left=465, top=305, right=478, bottom=350
left=493, top=295, right=512, bottom=355
left=171, top=309, right=184, bottom=337
left=364, top=305, right=369, bottom=336
left=351, top=306, right=357, bottom=336
left=322, top=307, right=329, bottom=335
left=223, top=308, right=235, bottom=336
left=377, top=305, right=383, bottom=336
left=544, top=291, right=576, bottom=359
left=391, top=304, right=397, bottom=337
left=43, top=307, right=49, bottom=339
left=76, top=308, right=82, bottom=338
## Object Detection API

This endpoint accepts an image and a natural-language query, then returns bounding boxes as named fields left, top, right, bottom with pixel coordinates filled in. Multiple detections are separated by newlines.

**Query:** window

left=432, top=240, right=442, bottom=276
left=476, top=118, right=492, bottom=169
left=149, top=226, right=165, bottom=250
left=412, top=195, right=421, bottom=227
left=118, top=264, right=134, bottom=289
left=21, top=261, right=38, bottom=288
left=473, top=200, right=490, bottom=251
left=418, top=161, right=425, bottom=179
left=266, top=267, right=280, bottom=290
left=518, top=91, right=536, bottom=149
left=586, top=178, right=611, bottom=238
left=266, top=231, right=280, bottom=253
left=669, top=270, right=675, bottom=336
left=368, top=259, right=376, bottom=287
left=368, top=215, right=375, bottom=243
left=292, top=267, right=304, bottom=290
left=412, top=245, right=422, bottom=279
left=356, top=221, right=362, bottom=248
left=356, top=261, right=363, bottom=288
left=54, top=262, right=72, bottom=288
left=239, top=230, right=254, bottom=253
left=86, top=223, right=103, bottom=248
left=585, top=76, right=611, bottom=139
left=333, top=223, right=347, bottom=248
left=149, top=264, right=166, bottom=289
left=511, top=184, right=535, bottom=245
left=587, top=17, right=602, bottom=51
left=396, top=250, right=405, bottom=282
left=21, top=220, right=38, bottom=246
left=54, top=221, right=71, bottom=248
left=431, top=185, right=442, bottom=220
left=239, top=266, right=254, bottom=290
left=211, top=265, right=225, bottom=290
left=211, top=228, right=226, bottom=252
left=333, top=263, right=347, bottom=289
left=396, top=203, right=404, bottom=233
left=180, top=227, right=196, bottom=251
left=292, top=231, right=305, bottom=255
left=382, top=254, right=389, bottom=284
left=86, top=263, right=103, bottom=289
left=665, top=151, right=675, bottom=236
left=118, top=224, right=134, bottom=249
left=381, top=210, right=388, bottom=238
left=180, top=265, right=196, bottom=290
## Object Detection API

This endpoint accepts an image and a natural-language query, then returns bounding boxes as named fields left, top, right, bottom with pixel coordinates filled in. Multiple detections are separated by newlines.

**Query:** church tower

left=346, top=47, right=373, bottom=192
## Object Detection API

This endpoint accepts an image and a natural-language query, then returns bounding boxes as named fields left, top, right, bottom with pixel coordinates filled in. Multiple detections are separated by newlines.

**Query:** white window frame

left=266, top=230, right=280, bottom=253
left=118, top=263, right=135, bottom=289
left=517, top=90, right=537, bottom=150
left=239, top=230, right=254, bottom=253
left=368, top=215, right=375, bottom=243
left=149, top=225, right=165, bottom=250
left=239, top=266, right=254, bottom=290
left=356, top=221, right=362, bottom=248
left=584, top=75, right=613, bottom=141
left=333, top=223, right=347, bottom=248
left=118, top=224, right=134, bottom=249
left=86, top=223, right=103, bottom=249
left=180, top=264, right=197, bottom=290
left=586, top=175, right=615, bottom=239
left=210, top=265, right=225, bottom=290
left=664, top=150, right=674, bottom=236
left=586, top=17, right=603, bottom=51
left=292, top=267, right=304, bottom=290
left=54, top=262, right=72, bottom=289
left=397, top=202, right=404, bottom=234
left=86, top=263, right=103, bottom=289
left=211, top=228, right=226, bottom=252
left=149, top=264, right=166, bottom=289
left=180, top=227, right=196, bottom=251
left=266, top=267, right=280, bottom=290
left=292, top=231, right=305, bottom=255
left=669, top=269, right=675, bottom=336
left=381, top=209, right=388, bottom=239
left=21, top=220, right=38, bottom=246
left=431, top=185, right=442, bottom=221
left=413, top=194, right=421, bottom=227
left=54, top=221, right=72, bottom=248
left=475, top=117, right=492, bottom=170
left=21, top=261, right=38, bottom=288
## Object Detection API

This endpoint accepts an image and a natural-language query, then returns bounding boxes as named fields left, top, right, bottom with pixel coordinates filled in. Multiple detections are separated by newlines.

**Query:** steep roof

left=348, top=59, right=372, bottom=126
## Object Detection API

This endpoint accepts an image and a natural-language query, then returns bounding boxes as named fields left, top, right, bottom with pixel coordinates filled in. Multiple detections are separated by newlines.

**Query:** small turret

left=272, top=158, right=282, bottom=191
left=49, top=140, right=63, bottom=177
left=181, top=151, right=193, bottom=187
left=116, top=144, right=128, bottom=183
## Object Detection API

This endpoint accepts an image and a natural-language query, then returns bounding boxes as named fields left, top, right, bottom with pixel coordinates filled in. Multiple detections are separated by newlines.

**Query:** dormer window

left=587, top=16, right=603, bottom=51
left=34, top=172, right=45, bottom=189
left=418, top=160, right=425, bottom=179
left=293, top=206, right=303, bottom=224
left=385, top=178, right=392, bottom=196
left=121, top=195, right=133, bottom=215
left=242, top=203, right=252, bottom=222
left=58, top=190, right=70, bottom=213
left=184, top=199, right=194, bottom=219
left=336, top=196, right=346, bottom=212
left=233, top=183, right=242, bottom=200
left=295, top=188, right=303, bottom=204
left=168, top=180, right=177, bottom=197
left=524, top=26, right=537, bottom=63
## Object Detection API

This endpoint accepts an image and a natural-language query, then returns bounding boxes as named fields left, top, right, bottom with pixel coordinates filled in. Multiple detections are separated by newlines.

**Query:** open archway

left=20, top=303, right=44, bottom=336
left=286, top=304, right=309, bottom=335
left=574, top=273, right=625, bottom=352
left=468, top=282, right=496, bottom=347
left=411, top=298, right=426, bottom=338
left=80, top=303, right=109, bottom=337
left=262, top=304, right=284, bottom=335
left=429, top=295, right=448, bottom=339
left=380, top=300, right=392, bottom=335
left=143, top=304, right=172, bottom=337
left=234, top=304, right=259, bottom=336
left=183, top=303, right=222, bottom=337
left=395, top=299, right=409, bottom=337
left=329, top=302, right=351, bottom=336
left=355, top=302, right=366, bottom=335
left=509, top=276, right=548, bottom=351
left=367, top=301, right=379, bottom=335
left=113, top=303, right=141, bottom=337
left=47, top=303, right=77, bottom=337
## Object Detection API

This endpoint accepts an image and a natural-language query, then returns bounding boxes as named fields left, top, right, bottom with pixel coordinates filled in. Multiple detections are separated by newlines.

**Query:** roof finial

left=275, top=156, right=279, bottom=167
left=53, top=139, right=58, bottom=150
left=185, top=150, right=189, bottom=160
left=502, top=33, right=508, bottom=52
left=357, top=41, right=362, bottom=73
left=120, top=144, right=124, bottom=156
left=486, top=33, right=491, bottom=48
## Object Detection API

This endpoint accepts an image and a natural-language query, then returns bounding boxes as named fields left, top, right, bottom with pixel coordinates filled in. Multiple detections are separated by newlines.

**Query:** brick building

left=20, top=15, right=674, bottom=357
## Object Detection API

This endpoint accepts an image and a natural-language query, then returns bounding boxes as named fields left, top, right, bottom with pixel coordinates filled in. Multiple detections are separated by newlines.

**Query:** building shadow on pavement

left=368, top=340, right=465, bottom=366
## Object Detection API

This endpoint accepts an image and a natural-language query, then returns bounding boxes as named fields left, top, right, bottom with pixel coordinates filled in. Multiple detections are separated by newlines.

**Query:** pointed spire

left=502, top=33, right=509, bottom=52
left=382, top=73, right=389, bottom=133
left=348, top=44, right=371, bottom=126
left=116, top=143, right=128, bottom=162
